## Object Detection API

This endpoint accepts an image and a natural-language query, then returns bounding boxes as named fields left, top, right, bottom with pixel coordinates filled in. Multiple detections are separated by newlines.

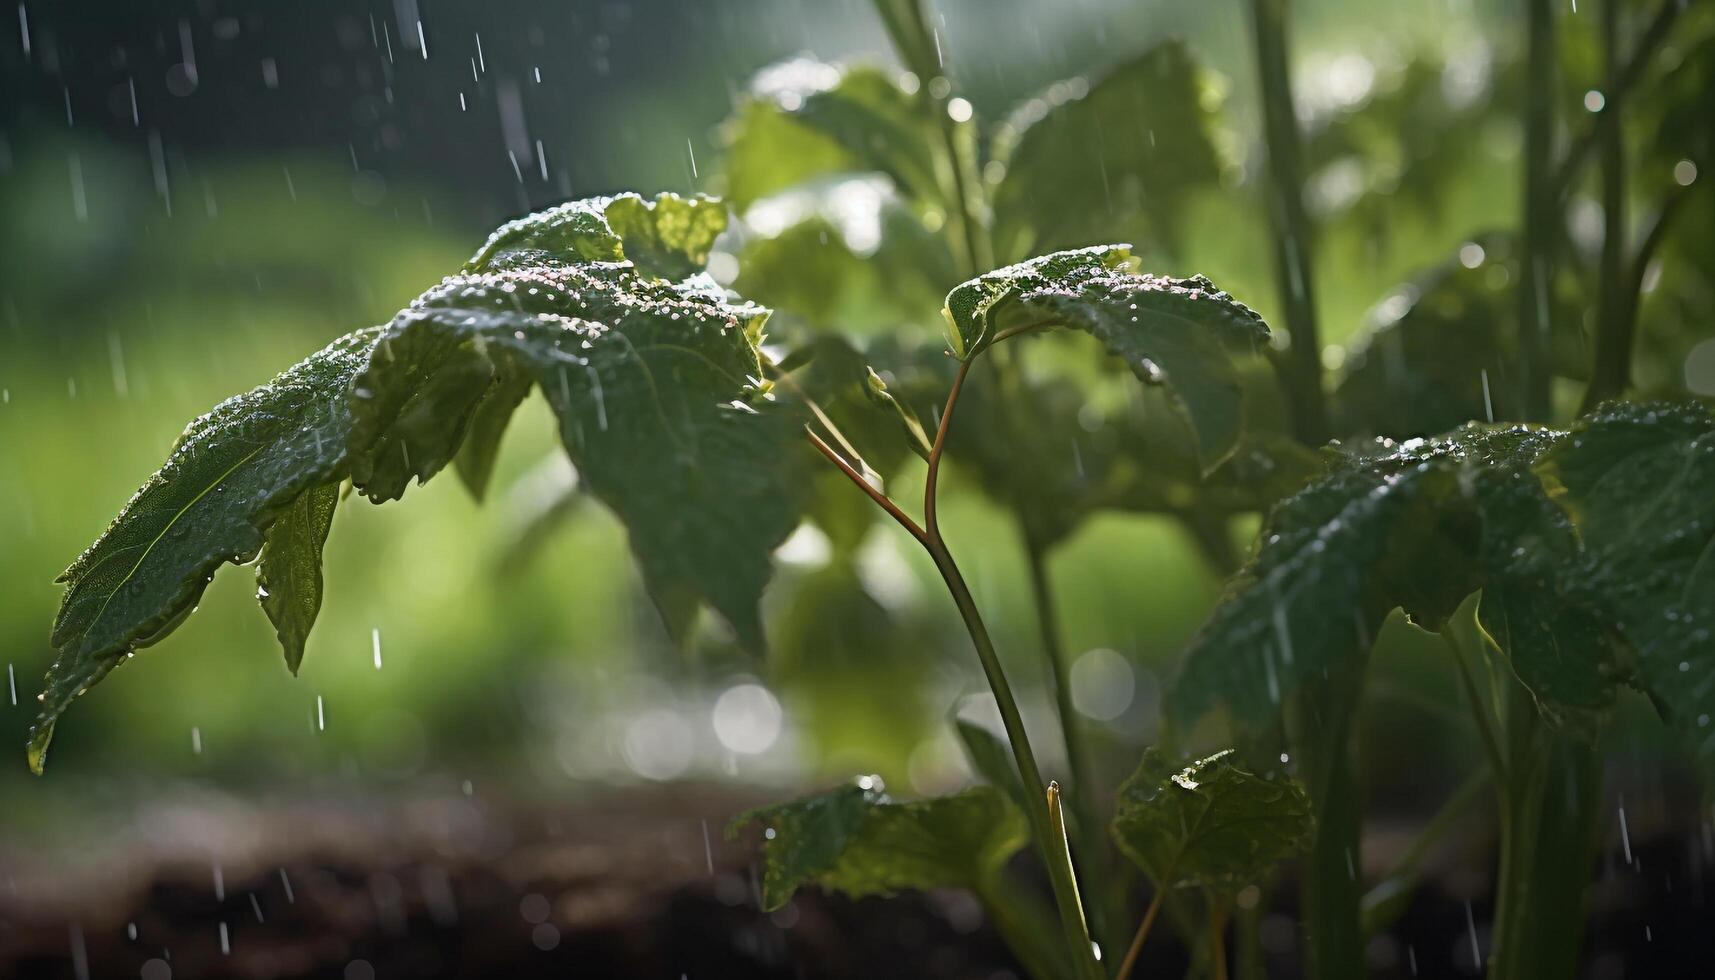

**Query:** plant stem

left=979, top=876, right=1074, bottom=980
left=1581, top=0, right=1633, bottom=413
left=872, top=0, right=990, bottom=277
left=1518, top=0, right=1557, bottom=422
left=1247, top=0, right=1327, bottom=445
left=1445, top=629, right=1508, bottom=785
left=811, top=353, right=1102, bottom=980
left=1023, top=530, right=1119, bottom=957
left=1488, top=680, right=1603, bottom=980
left=1290, top=664, right=1367, bottom=980
left=1208, top=899, right=1230, bottom=980
left=1115, top=885, right=1168, bottom=980
left=1549, top=0, right=1683, bottom=206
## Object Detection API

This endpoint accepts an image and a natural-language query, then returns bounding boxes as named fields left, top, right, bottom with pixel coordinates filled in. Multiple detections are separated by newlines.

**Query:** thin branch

left=804, top=427, right=928, bottom=544
left=1550, top=0, right=1684, bottom=205
left=1116, top=884, right=1170, bottom=980
left=923, top=357, right=974, bottom=538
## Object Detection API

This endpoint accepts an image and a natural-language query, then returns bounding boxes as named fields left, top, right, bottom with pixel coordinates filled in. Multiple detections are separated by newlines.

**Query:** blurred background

left=1, top=1, right=1710, bottom=978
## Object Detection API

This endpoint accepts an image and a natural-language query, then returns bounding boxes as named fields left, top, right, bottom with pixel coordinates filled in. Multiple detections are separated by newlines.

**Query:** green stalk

left=1518, top=0, right=1557, bottom=422
left=1023, top=531, right=1123, bottom=962
left=1488, top=681, right=1603, bottom=980
left=1247, top=0, right=1327, bottom=444
left=873, top=0, right=991, bottom=277
left=1289, top=664, right=1367, bottom=980
left=1581, top=0, right=1633, bottom=412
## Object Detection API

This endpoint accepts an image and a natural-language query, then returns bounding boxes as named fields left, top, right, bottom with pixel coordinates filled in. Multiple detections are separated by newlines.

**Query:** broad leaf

left=351, top=193, right=805, bottom=650
left=1111, top=748, right=1313, bottom=892
left=990, top=41, right=1228, bottom=263
left=256, top=481, right=341, bottom=674
left=1540, top=401, right=1715, bottom=761
left=721, top=60, right=942, bottom=212
left=732, top=779, right=1027, bottom=911
left=450, top=370, right=533, bottom=501
left=1170, top=424, right=1576, bottom=729
left=31, top=328, right=381, bottom=772
left=942, top=246, right=1270, bottom=470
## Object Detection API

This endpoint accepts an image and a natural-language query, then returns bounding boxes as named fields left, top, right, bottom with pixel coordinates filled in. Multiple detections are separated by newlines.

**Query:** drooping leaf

left=721, top=59, right=942, bottom=212
left=602, top=192, right=729, bottom=282
left=31, top=328, right=381, bottom=772
left=1538, top=401, right=1715, bottom=761
left=732, top=779, right=1028, bottom=911
left=942, top=246, right=1270, bottom=470
left=256, top=481, right=341, bottom=674
left=451, top=369, right=533, bottom=501
left=1169, top=423, right=1578, bottom=730
left=1110, top=748, right=1313, bottom=893
left=990, top=41, right=1228, bottom=263
left=351, top=193, right=805, bottom=650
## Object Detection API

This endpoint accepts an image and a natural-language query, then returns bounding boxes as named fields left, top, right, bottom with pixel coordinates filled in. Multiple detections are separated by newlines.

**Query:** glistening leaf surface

left=1169, top=424, right=1576, bottom=729
left=351, top=193, right=803, bottom=649
left=1111, top=749, right=1313, bottom=892
left=256, top=481, right=341, bottom=674
left=943, top=246, right=1270, bottom=469
left=33, top=329, right=380, bottom=772
left=1540, top=401, right=1715, bottom=761
left=733, top=780, right=1027, bottom=910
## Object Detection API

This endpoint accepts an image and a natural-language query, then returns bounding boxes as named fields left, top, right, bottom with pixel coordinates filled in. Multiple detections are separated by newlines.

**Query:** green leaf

left=943, top=246, right=1270, bottom=470
left=954, top=716, right=1029, bottom=813
left=32, top=328, right=381, bottom=772
left=1333, top=236, right=1520, bottom=439
left=733, top=177, right=956, bottom=337
left=352, top=193, right=805, bottom=650
left=1170, top=423, right=1572, bottom=730
left=602, top=192, right=729, bottom=282
left=990, top=41, right=1228, bottom=263
left=721, top=60, right=942, bottom=212
left=1538, top=401, right=1715, bottom=761
left=1111, top=748, right=1313, bottom=893
left=451, top=369, right=533, bottom=501
left=256, top=481, right=340, bottom=674
left=733, top=779, right=1028, bottom=911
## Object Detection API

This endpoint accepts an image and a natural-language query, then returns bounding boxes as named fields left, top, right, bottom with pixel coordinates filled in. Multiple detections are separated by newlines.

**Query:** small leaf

left=1110, top=748, right=1313, bottom=892
left=721, top=60, right=942, bottom=211
left=733, top=779, right=1028, bottom=911
left=943, top=247, right=1270, bottom=469
left=990, top=41, right=1228, bottom=262
left=451, top=369, right=533, bottom=501
left=256, top=481, right=340, bottom=674
left=953, top=716, right=1028, bottom=812
left=33, top=328, right=381, bottom=772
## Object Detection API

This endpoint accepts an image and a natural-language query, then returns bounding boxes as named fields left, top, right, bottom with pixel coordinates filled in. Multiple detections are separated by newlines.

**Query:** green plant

left=27, top=1, right=1715, bottom=978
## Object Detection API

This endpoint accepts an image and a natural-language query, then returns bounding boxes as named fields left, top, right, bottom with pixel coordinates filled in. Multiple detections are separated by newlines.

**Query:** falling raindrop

left=372, top=628, right=383, bottom=670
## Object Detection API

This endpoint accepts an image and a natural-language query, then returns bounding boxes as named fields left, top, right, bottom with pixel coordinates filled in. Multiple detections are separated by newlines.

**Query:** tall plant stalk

left=1247, top=2, right=1359, bottom=975
left=1248, top=0, right=1327, bottom=445
left=808, top=354, right=1103, bottom=980
left=1517, top=0, right=1558, bottom=422
left=1581, top=0, right=1633, bottom=412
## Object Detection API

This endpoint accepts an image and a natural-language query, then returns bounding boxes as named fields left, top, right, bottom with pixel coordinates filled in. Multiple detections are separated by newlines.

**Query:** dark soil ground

left=1, top=782, right=1711, bottom=979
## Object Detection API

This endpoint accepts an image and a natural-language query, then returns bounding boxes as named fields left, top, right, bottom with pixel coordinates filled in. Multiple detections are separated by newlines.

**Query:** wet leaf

left=1539, top=401, right=1715, bottom=762
left=1169, top=424, right=1574, bottom=730
left=353, top=193, right=805, bottom=650
left=943, top=246, right=1270, bottom=469
left=256, top=481, right=341, bottom=675
left=33, top=329, right=381, bottom=772
left=991, top=41, right=1227, bottom=262
left=1111, top=748, right=1313, bottom=892
left=732, top=779, right=1027, bottom=910
left=451, top=369, right=533, bottom=501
